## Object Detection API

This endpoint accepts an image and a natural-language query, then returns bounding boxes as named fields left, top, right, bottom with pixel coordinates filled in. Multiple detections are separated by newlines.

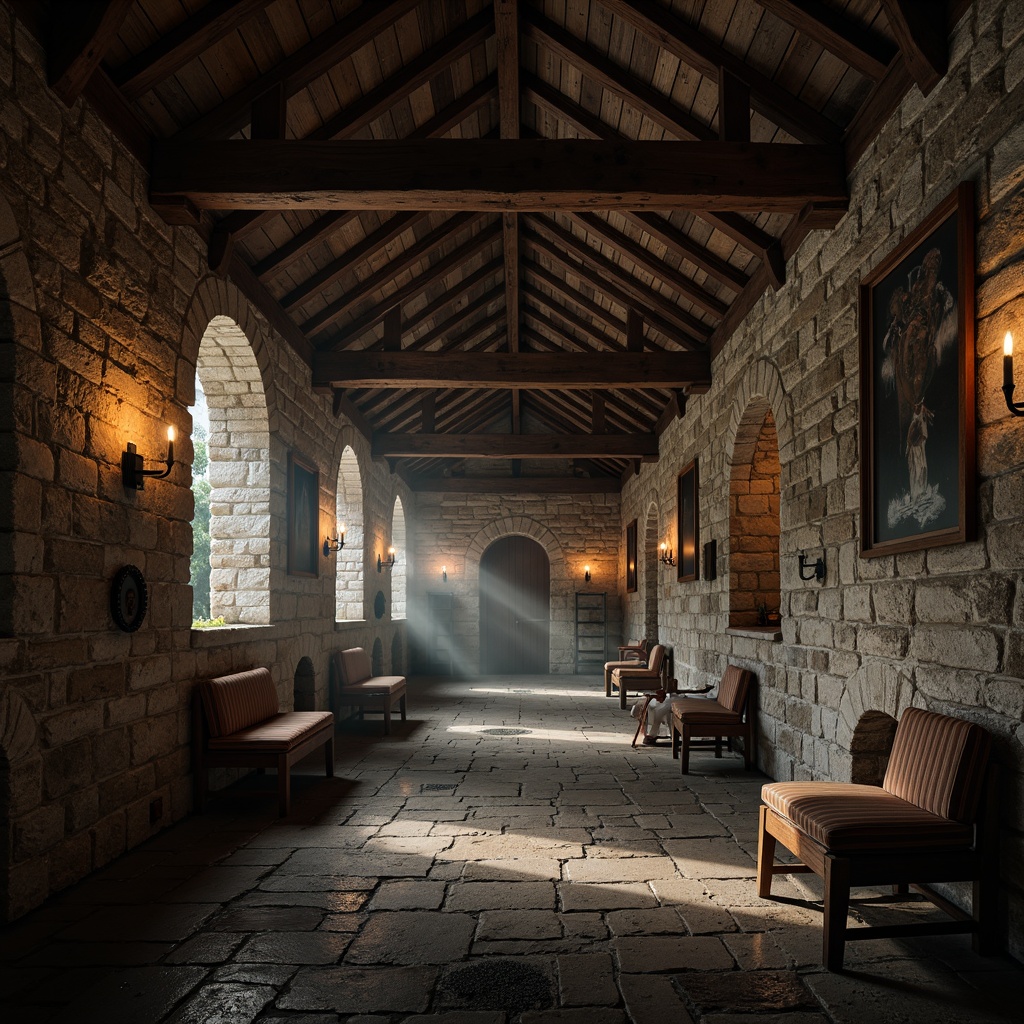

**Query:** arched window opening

left=294, top=656, right=315, bottom=712
left=643, top=503, right=660, bottom=642
left=729, top=405, right=781, bottom=628
left=335, top=446, right=365, bottom=621
left=391, top=496, right=407, bottom=621
left=193, top=316, right=271, bottom=625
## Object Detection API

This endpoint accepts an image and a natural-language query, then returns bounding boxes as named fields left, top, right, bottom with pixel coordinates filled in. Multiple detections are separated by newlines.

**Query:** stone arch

left=371, top=638, right=384, bottom=676
left=293, top=656, right=315, bottom=712
left=335, top=444, right=366, bottom=621
left=391, top=496, right=407, bottom=620
left=465, top=516, right=567, bottom=580
left=726, top=360, right=791, bottom=630
left=642, top=499, right=660, bottom=641
left=837, top=661, right=916, bottom=754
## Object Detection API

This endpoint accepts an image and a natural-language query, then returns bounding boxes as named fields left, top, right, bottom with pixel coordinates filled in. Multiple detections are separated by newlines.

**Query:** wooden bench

left=670, top=664, right=756, bottom=773
left=756, top=706, right=995, bottom=971
left=193, top=667, right=334, bottom=817
left=332, top=647, right=407, bottom=735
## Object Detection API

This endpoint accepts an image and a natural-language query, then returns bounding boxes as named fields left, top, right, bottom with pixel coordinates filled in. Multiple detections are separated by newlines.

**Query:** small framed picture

left=859, top=182, right=976, bottom=557
left=625, top=519, right=637, bottom=593
left=677, top=459, right=699, bottom=582
left=288, top=451, right=319, bottom=577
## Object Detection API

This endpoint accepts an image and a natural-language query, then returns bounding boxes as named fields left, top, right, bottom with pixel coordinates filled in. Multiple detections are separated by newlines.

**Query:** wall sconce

left=441, top=565, right=448, bottom=582
left=584, top=564, right=591, bottom=583
left=798, top=553, right=826, bottom=582
left=122, top=426, right=175, bottom=489
left=322, top=523, right=346, bottom=557
left=377, top=546, right=396, bottom=573
left=1003, top=332, right=1024, bottom=415
left=659, top=542, right=676, bottom=566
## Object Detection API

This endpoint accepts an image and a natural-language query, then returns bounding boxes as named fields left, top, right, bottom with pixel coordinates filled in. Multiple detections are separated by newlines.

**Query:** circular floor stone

left=480, top=727, right=532, bottom=736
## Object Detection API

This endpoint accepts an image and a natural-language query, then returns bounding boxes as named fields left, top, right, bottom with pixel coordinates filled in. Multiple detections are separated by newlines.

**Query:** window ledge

left=726, top=625, right=783, bottom=642
left=335, top=619, right=368, bottom=629
left=190, top=623, right=277, bottom=648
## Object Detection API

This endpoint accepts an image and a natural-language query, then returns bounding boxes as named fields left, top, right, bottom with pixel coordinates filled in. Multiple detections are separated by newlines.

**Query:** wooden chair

left=609, top=644, right=671, bottom=709
left=670, top=664, right=756, bottom=773
left=756, top=707, right=996, bottom=971
left=603, top=638, right=652, bottom=698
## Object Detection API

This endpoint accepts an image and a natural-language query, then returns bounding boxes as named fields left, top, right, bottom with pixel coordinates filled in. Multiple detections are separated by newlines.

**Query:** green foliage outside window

left=190, top=425, right=212, bottom=625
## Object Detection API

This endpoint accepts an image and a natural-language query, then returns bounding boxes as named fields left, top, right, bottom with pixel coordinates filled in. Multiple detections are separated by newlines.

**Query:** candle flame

left=1005, top=331, right=1014, bottom=356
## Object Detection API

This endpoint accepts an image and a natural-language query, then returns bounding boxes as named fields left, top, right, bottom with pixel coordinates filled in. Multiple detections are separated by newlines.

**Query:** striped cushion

left=338, top=675, right=406, bottom=696
left=605, top=659, right=648, bottom=672
left=671, top=696, right=741, bottom=725
left=201, top=668, right=279, bottom=737
left=336, top=648, right=372, bottom=687
left=883, top=707, right=991, bottom=823
left=717, top=665, right=753, bottom=714
left=208, top=710, right=333, bottom=751
left=762, top=781, right=973, bottom=852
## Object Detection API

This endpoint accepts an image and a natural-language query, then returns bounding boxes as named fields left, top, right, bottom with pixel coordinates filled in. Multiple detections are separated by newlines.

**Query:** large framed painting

left=677, top=459, right=699, bottom=582
left=625, top=519, right=637, bottom=593
left=859, top=182, right=975, bottom=558
left=288, top=451, right=319, bottom=577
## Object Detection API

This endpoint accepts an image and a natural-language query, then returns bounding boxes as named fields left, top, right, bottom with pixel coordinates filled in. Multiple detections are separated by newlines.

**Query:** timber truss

left=21, top=0, right=960, bottom=492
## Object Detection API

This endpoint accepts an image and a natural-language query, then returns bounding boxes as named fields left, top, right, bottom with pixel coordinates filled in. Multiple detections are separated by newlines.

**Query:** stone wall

left=0, top=9, right=410, bottom=919
left=620, top=0, right=1024, bottom=957
left=410, top=492, right=621, bottom=674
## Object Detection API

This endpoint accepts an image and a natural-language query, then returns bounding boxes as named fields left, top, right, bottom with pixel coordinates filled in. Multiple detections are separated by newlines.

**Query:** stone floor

left=1, top=674, right=1020, bottom=1024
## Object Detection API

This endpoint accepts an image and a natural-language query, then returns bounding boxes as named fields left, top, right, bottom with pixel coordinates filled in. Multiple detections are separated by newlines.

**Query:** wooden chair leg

left=756, top=806, right=776, bottom=898
left=400, top=693, right=407, bottom=721
left=604, top=667, right=613, bottom=698
left=823, top=853, right=851, bottom=971
left=681, top=726, right=691, bottom=775
left=714, top=736, right=723, bottom=758
left=325, top=735, right=335, bottom=777
left=671, top=718, right=680, bottom=759
left=278, top=755, right=290, bottom=817
left=619, top=682, right=628, bottom=710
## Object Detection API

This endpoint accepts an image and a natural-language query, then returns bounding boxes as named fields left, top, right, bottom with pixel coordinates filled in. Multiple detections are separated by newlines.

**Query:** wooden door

left=479, top=536, right=550, bottom=674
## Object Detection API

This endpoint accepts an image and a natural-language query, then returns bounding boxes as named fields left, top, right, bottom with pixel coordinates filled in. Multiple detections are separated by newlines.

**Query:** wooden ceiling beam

left=149, top=139, right=848, bottom=214
left=178, top=0, right=422, bottom=139
left=316, top=224, right=503, bottom=349
left=568, top=212, right=727, bottom=319
left=312, top=350, right=712, bottom=391
left=396, top=289, right=505, bottom=354
left=522, top=260, right=628, bottom=340
left=597, top=0, right=841, bottom=144
left=880, top=0, right=948, bottom=96
left=398, top=259, right=504, bottom=341
left=372, top=432, right=659, bottom=460
left=252, top=80, right=497, bottom=280
left=751, top=0, right=897, bottom=81
left=718, top=69, right=751, bottom=143
left=522, top=73, right=784, bottom=285
left=111, top=0, right=277, bottom=101
left=525, top=218, right=711, bottom=347
left=522, top=285, right=627, bottom=353
left=301, top=213, right=483, bottom=337
left=522, top=9, right=714, bottom=143
left=211, top=25, right=497, bottom=257
left=281, top=211, right=427, bottom=313
left=622, top=212, right=749, bottom=292
left=48, top=0, right=135, bottom=105
left=411, top=475, right=620, bottom=494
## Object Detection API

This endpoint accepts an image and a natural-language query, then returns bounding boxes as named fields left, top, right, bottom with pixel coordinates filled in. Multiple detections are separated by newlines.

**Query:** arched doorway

left=479, top=537, right=550, bottom=673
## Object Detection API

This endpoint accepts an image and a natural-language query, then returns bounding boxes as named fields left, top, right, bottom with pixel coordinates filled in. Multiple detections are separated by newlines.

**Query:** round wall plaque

left=374, top=590, right=386, bottom=619
left=110, top=564, right=148, bottom=633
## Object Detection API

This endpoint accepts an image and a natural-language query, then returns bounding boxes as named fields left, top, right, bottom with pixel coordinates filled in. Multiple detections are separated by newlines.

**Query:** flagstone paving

left=0, top=674, right=1019, bottom=1023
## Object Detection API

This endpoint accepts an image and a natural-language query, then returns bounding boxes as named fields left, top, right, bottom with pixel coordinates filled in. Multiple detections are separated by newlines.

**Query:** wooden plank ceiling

left=28, top=0, right=957, bottom=492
